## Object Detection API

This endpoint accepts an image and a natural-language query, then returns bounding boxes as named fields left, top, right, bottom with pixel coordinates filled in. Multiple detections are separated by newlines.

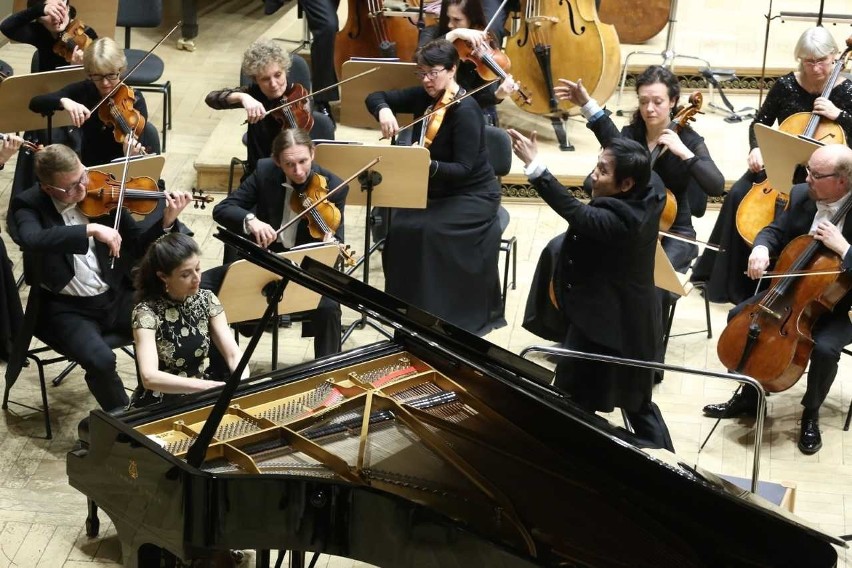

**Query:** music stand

left=217, top=243, right=340, bottom=369
left=0, top=67, right=86, bottom=137
left=314, top=143, right=429, bottom=344
left=339, top=60, right=419, bottom=128
left=89, top=154, right=166, bottom=180
left=754, top=123, right=821, bottom=196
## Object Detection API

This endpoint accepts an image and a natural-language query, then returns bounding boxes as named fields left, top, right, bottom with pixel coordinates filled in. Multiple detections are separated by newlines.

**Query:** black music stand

left=315, top=143, right=430, bottom=344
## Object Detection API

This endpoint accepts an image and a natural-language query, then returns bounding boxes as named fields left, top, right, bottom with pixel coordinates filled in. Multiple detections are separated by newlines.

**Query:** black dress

left=29, top=80, right=151, bottom=166
left=692, top=73, right=852, bottom=304
left=365, top=86, right=505, bottom=336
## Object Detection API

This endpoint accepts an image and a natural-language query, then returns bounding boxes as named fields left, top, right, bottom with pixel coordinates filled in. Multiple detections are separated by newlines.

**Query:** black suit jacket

left=213, top=158, right=347, bottom=251
left=11, top=185, right=169, bottom=293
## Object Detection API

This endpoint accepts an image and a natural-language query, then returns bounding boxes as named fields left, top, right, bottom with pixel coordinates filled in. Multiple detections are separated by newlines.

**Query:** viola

left=452, top=36, right=533, bottom=106
left=97, top=83, right=147, bottom=151
left=717, top=192, right=852, bottom=392
left=419, top=84, right=460, bottom=148
left=78, top=170, right=212, bottom=218
left=270, top=83, right=314, bottom=132
left=53, top=18, right=92, bottom=64
left=736, top=36, right=852, bottom=246
left=652, top=92, right=704, bottom=232
left=288, top=173, right=355, bottom=266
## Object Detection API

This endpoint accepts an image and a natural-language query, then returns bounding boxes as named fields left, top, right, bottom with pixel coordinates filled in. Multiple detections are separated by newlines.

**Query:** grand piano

left=67, top=228, right=844, bottom=567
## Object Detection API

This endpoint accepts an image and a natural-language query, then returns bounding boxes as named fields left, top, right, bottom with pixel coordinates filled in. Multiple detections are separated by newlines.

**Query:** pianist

left=130, top=233, right=246, bottom=407
left=508, top=132, right=674, bottom=451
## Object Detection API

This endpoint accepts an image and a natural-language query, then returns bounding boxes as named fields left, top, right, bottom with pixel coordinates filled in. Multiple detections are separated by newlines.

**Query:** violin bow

left=247, top=66, right=380, bottom=125
left=382, top=79, right=499, bottom=140
left=89, top=21, right=182, bottom=115
left=108, top=129, right=138, bottom=268
left=659, top=230, right=723, bottom=252
left=483, top=0, right=509, bottom=33
left=275, top=157, right=382, bottom=238
left=753, top=268, right=844, bottom=279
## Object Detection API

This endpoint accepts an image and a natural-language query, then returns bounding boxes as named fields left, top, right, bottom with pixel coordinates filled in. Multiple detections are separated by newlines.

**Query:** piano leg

left=256, top=549, right=270, bottom=568
left=85, top=499, right=99, bottom=537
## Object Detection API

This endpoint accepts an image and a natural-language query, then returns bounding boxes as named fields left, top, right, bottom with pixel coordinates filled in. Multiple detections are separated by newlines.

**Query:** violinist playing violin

left=365, top=39, right=505, bottom=336
left=10, top=144, right=193, bottom=412
left=208, top=129, right=346, bottom=359
left=29, top=37, right=156, bottom=166
left=418, top=0, right=522, bottom=127
left=0, top=0, right=97, bottom=71
left=692, top=27, right=852, bottom=306
left=704, top=145, right=852, bottom=455
left=205, top=39, right=331, bottom=180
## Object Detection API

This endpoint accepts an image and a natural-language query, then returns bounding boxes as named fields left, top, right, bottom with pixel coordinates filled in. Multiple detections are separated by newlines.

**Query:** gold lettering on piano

left=128, top=459, right=138, bottom=480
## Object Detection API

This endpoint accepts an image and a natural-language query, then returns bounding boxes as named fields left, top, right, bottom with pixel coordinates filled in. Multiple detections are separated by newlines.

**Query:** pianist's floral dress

left=130, top=289, right=224, bottom=406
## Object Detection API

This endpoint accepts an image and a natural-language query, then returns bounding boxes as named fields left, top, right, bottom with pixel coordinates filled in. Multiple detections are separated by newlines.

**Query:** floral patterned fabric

left=131, top=289, right=224, bottom=379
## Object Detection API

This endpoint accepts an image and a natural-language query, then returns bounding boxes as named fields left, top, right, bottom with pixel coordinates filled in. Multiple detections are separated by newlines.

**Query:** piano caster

left=86, top=499, right=99, bottom=537
left=176, top=37, right=196, bottom=52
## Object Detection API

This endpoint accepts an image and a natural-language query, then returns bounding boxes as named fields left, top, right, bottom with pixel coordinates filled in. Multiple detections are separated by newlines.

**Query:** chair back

left=117, top=0, right=163, bottom=47
left=483, top=125, right=512, bottom=177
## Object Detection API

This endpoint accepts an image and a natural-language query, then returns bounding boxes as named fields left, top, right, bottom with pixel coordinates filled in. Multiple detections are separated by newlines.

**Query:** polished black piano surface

left=67, top=229, right=844, bottom=567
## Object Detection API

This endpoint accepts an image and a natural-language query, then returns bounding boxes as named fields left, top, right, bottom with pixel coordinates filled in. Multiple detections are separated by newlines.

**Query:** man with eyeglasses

left=10, top=144, right=192, bottom=412
left=29, top=37, right=157, bottom=166
left=704, top=144, right=852, bottom=455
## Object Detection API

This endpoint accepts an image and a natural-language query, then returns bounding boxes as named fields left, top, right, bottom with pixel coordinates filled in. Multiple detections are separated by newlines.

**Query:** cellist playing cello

left=705, top=144, right=852, bottom=455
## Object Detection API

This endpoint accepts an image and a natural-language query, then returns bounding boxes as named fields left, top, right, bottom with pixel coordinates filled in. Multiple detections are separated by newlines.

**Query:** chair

left=483, top=126, right=517, bottom=315
left=1, top=258, right=136, bottom=439
left=662, top=263, right=713, bottom=354
left=226, top=53, right=335, bottom=193
left=116, top=0, right=172, bottom=151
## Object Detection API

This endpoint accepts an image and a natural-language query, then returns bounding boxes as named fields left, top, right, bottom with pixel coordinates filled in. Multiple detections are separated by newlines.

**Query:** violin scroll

left=53, top=19, right=93, bottom=64
left=191, top=188, right=214, bottom=209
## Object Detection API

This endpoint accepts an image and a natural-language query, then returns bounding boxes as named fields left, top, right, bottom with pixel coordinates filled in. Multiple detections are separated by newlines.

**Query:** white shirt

left=809, top=191, right=851, bottom=234
left=51, top=197, right=109, bottom=296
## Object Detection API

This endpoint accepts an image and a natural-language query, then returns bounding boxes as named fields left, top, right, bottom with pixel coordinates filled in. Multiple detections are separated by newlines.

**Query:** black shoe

left=798, top=418, right=822, bottom=454
left=314, top=101, right=336, bottom=128
left=702, top=391, right=759, bottom=418
left=264, top=0, right=284, bottom=15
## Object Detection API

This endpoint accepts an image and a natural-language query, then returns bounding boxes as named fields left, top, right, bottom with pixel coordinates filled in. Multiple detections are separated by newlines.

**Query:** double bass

left=597, top=0, right=669, bottom=45
left=717, top=197, right=852, bottom=393
left=736, top=36, right=852, bottom=246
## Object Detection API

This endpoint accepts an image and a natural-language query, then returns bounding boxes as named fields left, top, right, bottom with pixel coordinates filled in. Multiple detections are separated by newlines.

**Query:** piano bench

left=719, top=475, right=797, bottom=513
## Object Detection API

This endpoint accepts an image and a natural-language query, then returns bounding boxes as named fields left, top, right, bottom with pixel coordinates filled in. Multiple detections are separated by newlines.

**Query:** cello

left=736, top=36, right=852, bottom=246
left=503, top=0, right=620, bottom=149
left=717, top=196, right=852, bottom=393
left=334, top=0, right=420, bottom=78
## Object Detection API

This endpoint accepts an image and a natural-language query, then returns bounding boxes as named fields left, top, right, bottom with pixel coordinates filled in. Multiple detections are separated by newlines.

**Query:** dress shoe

left=702, top=391, right=760, bottom=418
left=798, top=418, right=822, bottom=454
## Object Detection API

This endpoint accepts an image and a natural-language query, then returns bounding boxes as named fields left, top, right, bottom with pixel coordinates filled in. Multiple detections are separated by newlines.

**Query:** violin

left=53, top=18, right=92, bottom=64
left=288, top=173, right=355, bottom=266
left=270, top=83, right=314, bottom=132
left=736, top=36, right=852, bottom=246
left=653, top=92, right=704, bottom=232
left=717, top=194, right=852, bottom=393
left=78, top=170, right=212, bottom=218
left=452, top=36, right=533, bottom=106
left=0, top=133, right=42, bottom=154
left=419, top=84, right=460, bottom=148
left=97, top=83, right=147, bottom=152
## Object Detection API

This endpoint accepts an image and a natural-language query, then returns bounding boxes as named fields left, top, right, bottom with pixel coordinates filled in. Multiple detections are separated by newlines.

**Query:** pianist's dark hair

left=603, top=137, right=652, bottom=195
left=133, top=233, right=201, bottom=304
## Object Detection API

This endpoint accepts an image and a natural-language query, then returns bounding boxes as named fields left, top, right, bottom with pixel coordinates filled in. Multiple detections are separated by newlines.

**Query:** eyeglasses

left=801, top=56, right=832, bottom=67
left=88, top=72, right=121, bottom=82
left=45, top=169, right=89, bottom=193
left=805, top=166, right=838, bottom=180
left=414, top=68, right=446, bottom=80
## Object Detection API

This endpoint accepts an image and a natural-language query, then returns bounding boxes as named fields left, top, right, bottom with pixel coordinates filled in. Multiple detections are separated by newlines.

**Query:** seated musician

left=366, top=39, right=505, bottom=336
left=208, top=128, right=346, bottom=359
left=691, top=27, right=852, bottom=305
left=131, top=233, right=246, bottom=406
left=10, top=144, right=192, bottom=412
left=418, top=0, right=519, bottom=126
left=205, top=39, right=329, bottom=179
left=28, top=37, right=156, bottom=166
left=508, top=130, right=674, bottom=451
left=0, top=0, right=97, bottom=71
left=704, top=144, right=852, bottom=455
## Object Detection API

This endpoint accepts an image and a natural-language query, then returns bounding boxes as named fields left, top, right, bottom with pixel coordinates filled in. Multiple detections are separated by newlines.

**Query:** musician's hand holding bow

left=238, top=93, right=266, bottom=124
left=246, top=217, right=278, bottom=248
left=162, top=191, right=193, bottom=230
left=813, top=219, right=850, bottom=258
left=507, top=129, right=538, bottom=167
left=555, top=78, right=590, bottom=107
left=60, top=98, right=91, bottom=127
left=377, top=108, right=399, bottom=140
left=747, top=246, right=770, bottom=279
left=0, top=134, right=24, bottom=167
left=88, top=225, right=122, bottom=258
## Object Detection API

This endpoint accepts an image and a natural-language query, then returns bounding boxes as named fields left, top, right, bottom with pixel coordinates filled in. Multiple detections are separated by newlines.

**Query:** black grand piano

left=67, top=229, right=844, bottom=567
